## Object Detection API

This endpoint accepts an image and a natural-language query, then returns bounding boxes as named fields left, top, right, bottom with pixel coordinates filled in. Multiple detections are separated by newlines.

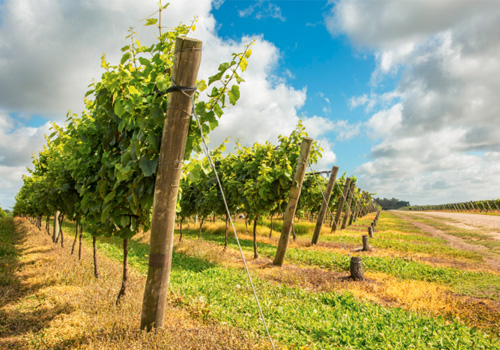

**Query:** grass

left=6, top=214, right=500, bottom=349
left=177, top=226, right=500, bottom=299
left=94, top=234, right=500, bottom=349
left=265, top=213, right=484, bottom=262
left=61, top=214, right=500, bottom=298
left=0, top=218, right=268, bottom=350
left=0, top=217, right=17, bottom=291
left=407, top=214, right=500, bottom=253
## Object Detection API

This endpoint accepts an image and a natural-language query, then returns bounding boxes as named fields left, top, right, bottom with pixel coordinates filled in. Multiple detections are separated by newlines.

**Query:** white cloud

left=366, top=103, right=402, bottom=139
left=0, top=111, right=50, bottom=209
left=0, top=112, right=51, bottom=167
left=328, top=0, right=500, bottom=204
left=238, top=0, right=285, bottom=22
left=0, top=0, right=333, bottom=208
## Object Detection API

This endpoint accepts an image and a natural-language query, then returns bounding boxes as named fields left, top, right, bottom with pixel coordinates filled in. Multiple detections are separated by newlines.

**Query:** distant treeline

left=375, top=198, right=410, bottom=210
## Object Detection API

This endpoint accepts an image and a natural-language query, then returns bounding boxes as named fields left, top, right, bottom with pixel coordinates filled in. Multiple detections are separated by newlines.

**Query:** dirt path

left=399, top=211, right=500, bottom=240
left=392, top=211, right=500, bottom=270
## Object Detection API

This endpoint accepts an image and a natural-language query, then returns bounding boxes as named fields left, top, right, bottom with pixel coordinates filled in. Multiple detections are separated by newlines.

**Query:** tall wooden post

left=341, top=182, right=356, bottom=229
left=311, top=165, right=339, bottom=245
left=52, top=210, right=60, bottom=243
left=486, top=201, right=493, bottom=211
left=332, top=177, right=351, bottom=232
left=273, top=137, right=313, bottom=266
left=348, top=199, right=359, bottom=226
left=141, top=37, right=202, bottom=331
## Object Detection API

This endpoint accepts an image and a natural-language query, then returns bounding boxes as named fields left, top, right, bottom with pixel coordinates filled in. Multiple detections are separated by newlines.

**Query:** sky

left=1, top=0, right=500, bottom=209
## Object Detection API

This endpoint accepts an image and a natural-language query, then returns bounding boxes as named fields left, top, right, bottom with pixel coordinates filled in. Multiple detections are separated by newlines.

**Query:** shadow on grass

left=97, top=235, right=217, bottom=274
left=0, top=218, right=76, bottom=348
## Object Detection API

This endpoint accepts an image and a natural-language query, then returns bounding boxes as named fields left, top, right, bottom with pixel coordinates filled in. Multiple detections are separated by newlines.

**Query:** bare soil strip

left=400, top=211, right=500, bottom=240
left=392, top=211, right=500, bottom=270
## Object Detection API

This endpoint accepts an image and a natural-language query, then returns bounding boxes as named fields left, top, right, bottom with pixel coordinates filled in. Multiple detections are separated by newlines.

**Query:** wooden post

left=480, top=202, right=487, bottom=212
left=332, top=178, right=351, bottom=232
left=141, top=37, right=202, bottom=331
left=311, top=165, right=339, bottom=245
left=493, top=201, right=500, bottom=212
left=350, top=256, right=364, bottom=281
left=486, top=201, right=493, bottom=212
left=362, top=235, right=370, bottom=251
left=348, top=199, right=359, bottom=226
left=52, top=210, right=60, bottom=243
left=273, top=137, right=313, bottom=266
left=341, top=182, right=356, bottom=229
left=368, top=226, right=373, bottom=238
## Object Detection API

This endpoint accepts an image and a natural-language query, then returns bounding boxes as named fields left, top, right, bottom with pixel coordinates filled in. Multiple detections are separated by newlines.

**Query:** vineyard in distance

left=2, top=6, right=500, bottom=350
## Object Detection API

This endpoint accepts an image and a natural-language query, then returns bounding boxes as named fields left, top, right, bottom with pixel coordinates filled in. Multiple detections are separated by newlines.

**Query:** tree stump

left=350, top=256, right=364, bottom=281
left=362, top=235, right=370, bottom=251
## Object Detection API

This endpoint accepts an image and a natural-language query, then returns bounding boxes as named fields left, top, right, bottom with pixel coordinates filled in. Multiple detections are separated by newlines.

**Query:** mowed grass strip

left=178, top=228, right=500, bottom=299
left=93, top=233, right=500, bottom=349
left=264, top=212, right=484, bottom=262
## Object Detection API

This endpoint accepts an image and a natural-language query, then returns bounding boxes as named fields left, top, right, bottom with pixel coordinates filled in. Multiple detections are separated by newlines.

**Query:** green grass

left=59, top=216, right=500, bottom=298
left=0, top=217, right=18, bottom=289
left=92, top=234, right=499, bottom=349
left=260, top=213, right=483, bottom=262
left=180, top=229, right=500, bottom=299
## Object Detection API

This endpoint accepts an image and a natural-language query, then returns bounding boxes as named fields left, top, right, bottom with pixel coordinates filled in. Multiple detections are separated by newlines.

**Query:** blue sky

left=1, top=0, right=500, bottom=209
left=212, top=0, right=379, bottom=173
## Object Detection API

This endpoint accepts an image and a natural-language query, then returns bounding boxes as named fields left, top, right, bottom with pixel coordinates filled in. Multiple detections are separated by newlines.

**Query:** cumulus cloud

left=0, top=111, right=50, bottom=209
left=328, top=0, right=500, bottom=204
left=0, top=112, right=51, bottom=167
left=0, top=0, right=335, bottom=207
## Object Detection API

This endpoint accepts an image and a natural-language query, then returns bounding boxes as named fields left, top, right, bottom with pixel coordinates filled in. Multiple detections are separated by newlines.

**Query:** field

left=2, top=211, right=500, bottom=349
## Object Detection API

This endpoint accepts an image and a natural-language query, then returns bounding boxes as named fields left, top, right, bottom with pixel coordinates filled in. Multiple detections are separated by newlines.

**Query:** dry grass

left=0, top=219, right=271, bottom=350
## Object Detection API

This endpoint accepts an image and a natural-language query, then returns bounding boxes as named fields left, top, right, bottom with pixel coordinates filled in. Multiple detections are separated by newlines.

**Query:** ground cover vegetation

left=4, top=210, right=500, bottom=349
left=8, top=3, right=500, bottom=349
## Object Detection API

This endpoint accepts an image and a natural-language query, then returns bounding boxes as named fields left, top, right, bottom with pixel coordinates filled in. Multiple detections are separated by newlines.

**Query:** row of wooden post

left=408, top=200, right=500, bottom=212
left=349, top=210, right=380, bottom=281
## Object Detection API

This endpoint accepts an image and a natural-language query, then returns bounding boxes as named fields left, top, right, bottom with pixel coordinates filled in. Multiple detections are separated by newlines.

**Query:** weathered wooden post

left=362, top=235, right=370, bottom=251
left=486, top=201, right=493, bottom=212
left=480, top=202, right=487, bottom=212
left=141, top=37, right=202, bottom=331
left=273, top=137, right=313, bottom=266
left=341, top=182, right=356, bottom=229
left=349, top=190, right=363, bottom=225
left=368, top=225, right=373, bottom=238
left=311, top=165, right=339, bottom=245
left=492, top=201, right=500, bottom=212
left=350, top=256, right=364, bottom=281
left=52, top=210, right=60, bottom=243
left=332, top=177, right=351, bottom=232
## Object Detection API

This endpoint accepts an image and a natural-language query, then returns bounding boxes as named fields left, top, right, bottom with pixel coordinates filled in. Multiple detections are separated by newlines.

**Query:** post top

left=177, top=36, right=203, bottom=44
